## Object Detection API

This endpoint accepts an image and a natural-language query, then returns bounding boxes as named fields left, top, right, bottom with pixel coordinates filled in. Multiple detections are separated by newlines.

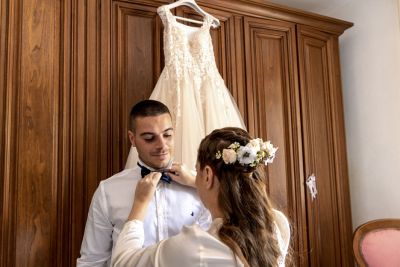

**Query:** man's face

left=129, top=113, right=174, bottom=169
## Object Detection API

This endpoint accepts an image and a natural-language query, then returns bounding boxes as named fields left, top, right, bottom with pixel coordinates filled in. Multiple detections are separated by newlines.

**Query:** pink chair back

left=353, top=219, right=400, bottom=267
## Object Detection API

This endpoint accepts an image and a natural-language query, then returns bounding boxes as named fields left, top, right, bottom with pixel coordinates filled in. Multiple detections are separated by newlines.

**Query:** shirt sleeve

left=77, top=182, right=114, bottom=267
left=112, top=221, right=243, bottom=267
left=111, top=220, right=158, bottom=267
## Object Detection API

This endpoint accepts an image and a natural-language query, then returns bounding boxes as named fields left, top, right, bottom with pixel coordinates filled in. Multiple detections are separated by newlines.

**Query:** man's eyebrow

left=139, top=127, right=173, bottom=137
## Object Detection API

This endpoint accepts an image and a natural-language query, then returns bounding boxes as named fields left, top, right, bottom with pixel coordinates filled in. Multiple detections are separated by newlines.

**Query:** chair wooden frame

left=353, top=218, right=400, bottom=266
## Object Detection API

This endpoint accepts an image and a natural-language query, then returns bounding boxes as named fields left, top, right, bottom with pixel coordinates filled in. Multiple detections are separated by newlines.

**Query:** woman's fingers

left=150, top=172, right=162, bottom=185
left=135, top=172, right=162, bottom=203
left=128, top=172, right=162, bottom=221
left=168, top=163, right=196, bottom=188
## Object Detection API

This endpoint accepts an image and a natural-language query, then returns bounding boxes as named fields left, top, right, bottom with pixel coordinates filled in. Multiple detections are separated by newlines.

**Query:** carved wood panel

left=68, top=0, right=112, bottom=264
left=112, top=1, right=163, bottom=171
left=297, top=25, right=352, bottom=266
left=0, top=0, right=9, bottom=262
left=0, top=0, right=111, bottom=265
left=243, top=17, right=306, bottom=266
left=1, top=0, right=61, bottom=266
left=243, top=17, right=296, bottom=213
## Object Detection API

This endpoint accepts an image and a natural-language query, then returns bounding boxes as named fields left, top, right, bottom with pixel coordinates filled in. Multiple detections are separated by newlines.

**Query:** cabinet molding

left=297, top=25, right=352, bottom=266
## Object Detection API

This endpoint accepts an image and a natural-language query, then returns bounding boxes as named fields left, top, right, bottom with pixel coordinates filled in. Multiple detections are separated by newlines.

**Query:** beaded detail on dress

left=157, top=6, right=218, bottom=79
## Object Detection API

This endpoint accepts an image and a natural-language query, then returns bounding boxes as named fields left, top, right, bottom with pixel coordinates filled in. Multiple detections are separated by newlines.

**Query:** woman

left=111, top=127, right=290, bottom=266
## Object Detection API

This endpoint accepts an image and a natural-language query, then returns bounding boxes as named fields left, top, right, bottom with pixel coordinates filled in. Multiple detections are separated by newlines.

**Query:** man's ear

left=204, top=165, right=215, bottom=190
left=128, top=130, right=136, bottom=147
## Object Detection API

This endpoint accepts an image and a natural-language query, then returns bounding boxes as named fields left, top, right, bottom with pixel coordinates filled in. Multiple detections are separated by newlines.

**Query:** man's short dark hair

left=129, top=100, right=171, bottom=131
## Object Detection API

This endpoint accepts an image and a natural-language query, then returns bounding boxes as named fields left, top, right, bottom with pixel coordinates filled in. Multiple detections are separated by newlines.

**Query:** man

left=77, top=100, right=211, bottom=266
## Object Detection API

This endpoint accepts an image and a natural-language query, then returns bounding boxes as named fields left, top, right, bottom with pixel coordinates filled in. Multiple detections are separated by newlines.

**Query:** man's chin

left=150, top=157, right=171, bottom=169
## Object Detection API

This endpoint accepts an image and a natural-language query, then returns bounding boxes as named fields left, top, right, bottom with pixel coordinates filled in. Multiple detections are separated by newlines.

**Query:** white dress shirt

left=111, top=210, right=290, bottom=267
left=77, top=163, right=211, bottom=267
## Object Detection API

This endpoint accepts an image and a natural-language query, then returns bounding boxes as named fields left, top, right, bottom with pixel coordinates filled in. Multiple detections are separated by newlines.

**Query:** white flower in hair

left=264, top=156, right=275, bottom=165
left=263, top=141, right=278, bottom=166
left=237, top=145, right=258, bottom=166
left=261, top=141, right=271, bottom=150
left=222, top=148, right=237, bottom=164
left=215, top=138, right=278, bottom=167
left=248, top=138, right=262, bottom=151
left=263, top=141, right=277, bottom=153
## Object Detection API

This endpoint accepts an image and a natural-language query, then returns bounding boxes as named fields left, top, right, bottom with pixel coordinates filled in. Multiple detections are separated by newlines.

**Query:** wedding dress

left=125, top=4, right=245, bottom=170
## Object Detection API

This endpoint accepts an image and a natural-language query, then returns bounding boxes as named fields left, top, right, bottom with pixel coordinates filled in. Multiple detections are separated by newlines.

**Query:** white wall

left=271, top=0, right=400, bottom=229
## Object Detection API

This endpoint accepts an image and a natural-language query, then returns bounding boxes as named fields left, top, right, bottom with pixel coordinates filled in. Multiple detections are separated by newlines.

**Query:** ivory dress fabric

left=125, top=5, right=245, bottom=170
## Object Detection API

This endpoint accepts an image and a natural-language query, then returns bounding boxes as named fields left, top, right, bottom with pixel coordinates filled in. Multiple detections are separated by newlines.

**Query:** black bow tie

left=137, top=162, right=172, bottom=184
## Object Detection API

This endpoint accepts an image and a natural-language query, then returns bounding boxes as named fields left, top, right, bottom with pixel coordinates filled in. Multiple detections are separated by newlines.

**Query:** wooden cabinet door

left=297, top=25, right=353, bottom=266
left=111, top=1, right=164, bottom=171
left=243, top=16, right=305, bottom=266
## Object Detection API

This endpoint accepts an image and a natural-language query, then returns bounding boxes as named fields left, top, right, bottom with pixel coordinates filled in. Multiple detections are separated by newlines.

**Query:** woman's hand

left=167, top=163, right=196, bottom=188
left=128, top=172, right=162, bottom=221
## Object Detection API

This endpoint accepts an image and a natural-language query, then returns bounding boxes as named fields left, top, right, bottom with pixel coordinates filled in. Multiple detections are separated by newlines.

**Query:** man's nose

left=155, top=136, right=167, bottom=148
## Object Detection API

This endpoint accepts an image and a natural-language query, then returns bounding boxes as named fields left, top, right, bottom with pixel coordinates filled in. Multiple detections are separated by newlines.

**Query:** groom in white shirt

left=77, top=100, right=211, bottom=266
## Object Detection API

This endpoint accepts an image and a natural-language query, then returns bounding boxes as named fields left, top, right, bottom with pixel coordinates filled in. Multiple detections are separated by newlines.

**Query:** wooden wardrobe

left=0, top=0, right=353, bottom=266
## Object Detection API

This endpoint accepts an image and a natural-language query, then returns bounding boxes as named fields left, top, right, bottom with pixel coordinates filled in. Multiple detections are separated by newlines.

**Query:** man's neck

left=138, top=158, right=172, bottom=171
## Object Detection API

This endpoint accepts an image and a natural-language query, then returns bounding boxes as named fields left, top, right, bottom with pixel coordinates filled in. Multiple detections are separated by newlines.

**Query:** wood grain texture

left=112, top=1, right=163, bottom=172
left=68, top=0, right=112, bottom=264
left=0, top=0, right=16, bottom=265
left=297, top=25, right=353, bottom=266
left=243, top=16, right=305, bottom=266
left=0, top=0, right=111, bottom=265
left=244, top=16, right=294, bottom=211
left=5, top=0, right=61, bottom=266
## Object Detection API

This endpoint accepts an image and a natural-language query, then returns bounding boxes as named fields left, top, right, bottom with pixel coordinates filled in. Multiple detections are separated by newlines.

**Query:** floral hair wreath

left=215, top=138, right=278, bottom=167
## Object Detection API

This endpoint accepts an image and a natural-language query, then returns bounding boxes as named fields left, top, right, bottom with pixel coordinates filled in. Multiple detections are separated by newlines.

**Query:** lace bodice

left=157, top=5, right=218, bottom=79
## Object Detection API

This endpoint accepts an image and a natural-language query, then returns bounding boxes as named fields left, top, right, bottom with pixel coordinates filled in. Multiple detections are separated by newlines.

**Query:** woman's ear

left=204, top=165, right=215, bottom=189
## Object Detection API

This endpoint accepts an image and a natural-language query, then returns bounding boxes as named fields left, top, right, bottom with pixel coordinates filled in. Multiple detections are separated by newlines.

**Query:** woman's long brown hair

left=197, top=127, right=282, bottom=267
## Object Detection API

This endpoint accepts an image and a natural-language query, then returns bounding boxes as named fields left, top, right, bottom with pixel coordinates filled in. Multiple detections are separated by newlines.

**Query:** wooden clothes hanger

left=164, top=0, right=220, bottom=28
